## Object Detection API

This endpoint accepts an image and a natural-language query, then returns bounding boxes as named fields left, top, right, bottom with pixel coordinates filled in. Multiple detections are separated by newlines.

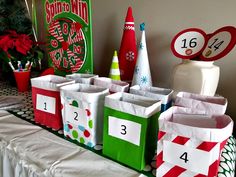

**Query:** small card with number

left=200, top=26, right=236, bottom=61
left=171, top=28, right=207, bottom=59
left=171, top=26, right=236, bottom=61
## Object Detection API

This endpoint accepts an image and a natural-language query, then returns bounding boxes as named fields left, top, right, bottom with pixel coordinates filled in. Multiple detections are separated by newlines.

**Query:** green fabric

left=103, top=106, right=160, bottom=171
left=111, top=62, right=119, bottom=69
left=109, top=74, right=120, bottom=80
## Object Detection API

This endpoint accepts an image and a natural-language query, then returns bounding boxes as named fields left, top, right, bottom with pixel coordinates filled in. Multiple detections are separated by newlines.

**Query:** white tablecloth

left=0, top=111, right=145, bottom=177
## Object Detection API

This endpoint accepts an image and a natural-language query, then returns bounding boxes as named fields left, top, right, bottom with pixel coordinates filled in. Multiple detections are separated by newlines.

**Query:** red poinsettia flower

left=0, top=35, right=14, bottom=52
left=15, top=34, right=33, bottom=55
left=0, top=30, right=33, bottom=59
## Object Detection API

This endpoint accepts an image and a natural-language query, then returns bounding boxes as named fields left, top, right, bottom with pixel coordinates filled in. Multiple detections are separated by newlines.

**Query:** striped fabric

left=67, top=27, right=83, bottom=45
left=48, top=20, right=64, bottom=42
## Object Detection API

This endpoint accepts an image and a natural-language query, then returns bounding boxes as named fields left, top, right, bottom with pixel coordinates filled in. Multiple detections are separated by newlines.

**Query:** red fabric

left=32, top=87, right=62, bottom=130
left=125, top=7, right=134, bottom=22
left=163, top=166, right=186, bottom=177
left=158, top=131, right=166, bottom=141
left=40, top=68, right=55, bottom=76
left=196, top=141, right=218, bottom=152
left=118, top=6, right=137, bottom=82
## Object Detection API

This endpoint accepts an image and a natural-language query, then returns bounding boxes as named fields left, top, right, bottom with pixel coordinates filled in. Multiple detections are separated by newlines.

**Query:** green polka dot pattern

left=80, top=137, right=85, bottom=144
left=72, top=130, right=78, bottom=139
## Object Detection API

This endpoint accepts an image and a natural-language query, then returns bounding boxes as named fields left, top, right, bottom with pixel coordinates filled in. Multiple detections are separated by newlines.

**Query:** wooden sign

left=43, top=0, right=93, bottom=75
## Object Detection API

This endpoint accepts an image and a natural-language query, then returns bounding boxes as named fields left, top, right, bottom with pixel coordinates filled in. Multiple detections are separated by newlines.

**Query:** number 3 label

left=171, top=28, right=207, bottom=59
left=163, top=140, right=220, bottom=175
left=108, top=116, right=141, bottom=146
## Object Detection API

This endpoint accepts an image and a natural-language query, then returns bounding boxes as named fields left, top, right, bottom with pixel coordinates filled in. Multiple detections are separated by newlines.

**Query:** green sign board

left=43, top=0, right=93, bottom=75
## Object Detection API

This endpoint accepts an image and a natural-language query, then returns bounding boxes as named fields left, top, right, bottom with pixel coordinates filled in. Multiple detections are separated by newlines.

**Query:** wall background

left=92, top=0, right=236, bottom=123
left=29, top=0, right=236, bottom=130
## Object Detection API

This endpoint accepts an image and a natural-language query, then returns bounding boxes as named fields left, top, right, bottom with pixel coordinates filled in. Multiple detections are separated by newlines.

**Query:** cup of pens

left=10, top=61, right=32, bottom=92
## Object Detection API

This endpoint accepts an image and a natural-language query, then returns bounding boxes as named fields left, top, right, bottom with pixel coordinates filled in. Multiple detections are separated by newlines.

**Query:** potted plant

left=0, top=0, right=44, bottom=86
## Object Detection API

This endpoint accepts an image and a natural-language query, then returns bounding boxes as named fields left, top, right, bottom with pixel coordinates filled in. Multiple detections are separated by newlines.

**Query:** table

left=0, top=81, right=235, bottom=177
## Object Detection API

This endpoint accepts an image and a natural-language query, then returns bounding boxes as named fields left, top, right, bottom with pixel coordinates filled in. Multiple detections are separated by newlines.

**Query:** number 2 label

left=74, top=112, right=78, bottom=121
left=64, top=104, right=87, bottom=126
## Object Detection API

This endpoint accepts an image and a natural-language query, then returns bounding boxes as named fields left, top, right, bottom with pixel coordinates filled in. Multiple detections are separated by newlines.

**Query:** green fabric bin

left=103, top=92, right=161, bottom=170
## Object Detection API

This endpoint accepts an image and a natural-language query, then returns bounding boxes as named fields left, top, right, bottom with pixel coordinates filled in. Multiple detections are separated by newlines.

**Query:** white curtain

left=0, top=111, right=144, bottom=177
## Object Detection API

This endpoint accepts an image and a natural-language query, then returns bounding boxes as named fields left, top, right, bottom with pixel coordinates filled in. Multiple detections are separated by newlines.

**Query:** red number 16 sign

left=171, top=26, right=236, bottom=61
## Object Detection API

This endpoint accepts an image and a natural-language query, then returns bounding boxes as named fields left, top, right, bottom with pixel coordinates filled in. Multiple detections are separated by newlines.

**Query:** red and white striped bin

left=31, top=75, right=75, bottom=130
left=156, top=106, right=233, bottom=177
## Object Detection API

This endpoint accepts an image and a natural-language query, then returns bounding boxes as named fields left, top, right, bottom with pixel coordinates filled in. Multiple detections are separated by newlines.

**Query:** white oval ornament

left=171, top=28, right=207, bottom=59
left=200, top=26, right=236, bottom=61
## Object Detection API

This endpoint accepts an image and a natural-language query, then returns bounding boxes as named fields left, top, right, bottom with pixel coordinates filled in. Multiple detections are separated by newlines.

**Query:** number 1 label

left=108, top=116, right=141, bottom=146
left=36, top=94, right=56, bottom=114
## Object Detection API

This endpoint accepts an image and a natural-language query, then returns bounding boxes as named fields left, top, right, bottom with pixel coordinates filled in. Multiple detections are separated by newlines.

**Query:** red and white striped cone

left=118, top=6, right=137, bottom=83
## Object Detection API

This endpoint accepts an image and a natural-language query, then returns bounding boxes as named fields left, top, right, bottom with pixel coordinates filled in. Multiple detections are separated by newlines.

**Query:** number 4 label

left=180, top=152, right=189, bottom=163
left=163, top=140, right=220, bottom=175
left=108, top=116, right=141, bottom=146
